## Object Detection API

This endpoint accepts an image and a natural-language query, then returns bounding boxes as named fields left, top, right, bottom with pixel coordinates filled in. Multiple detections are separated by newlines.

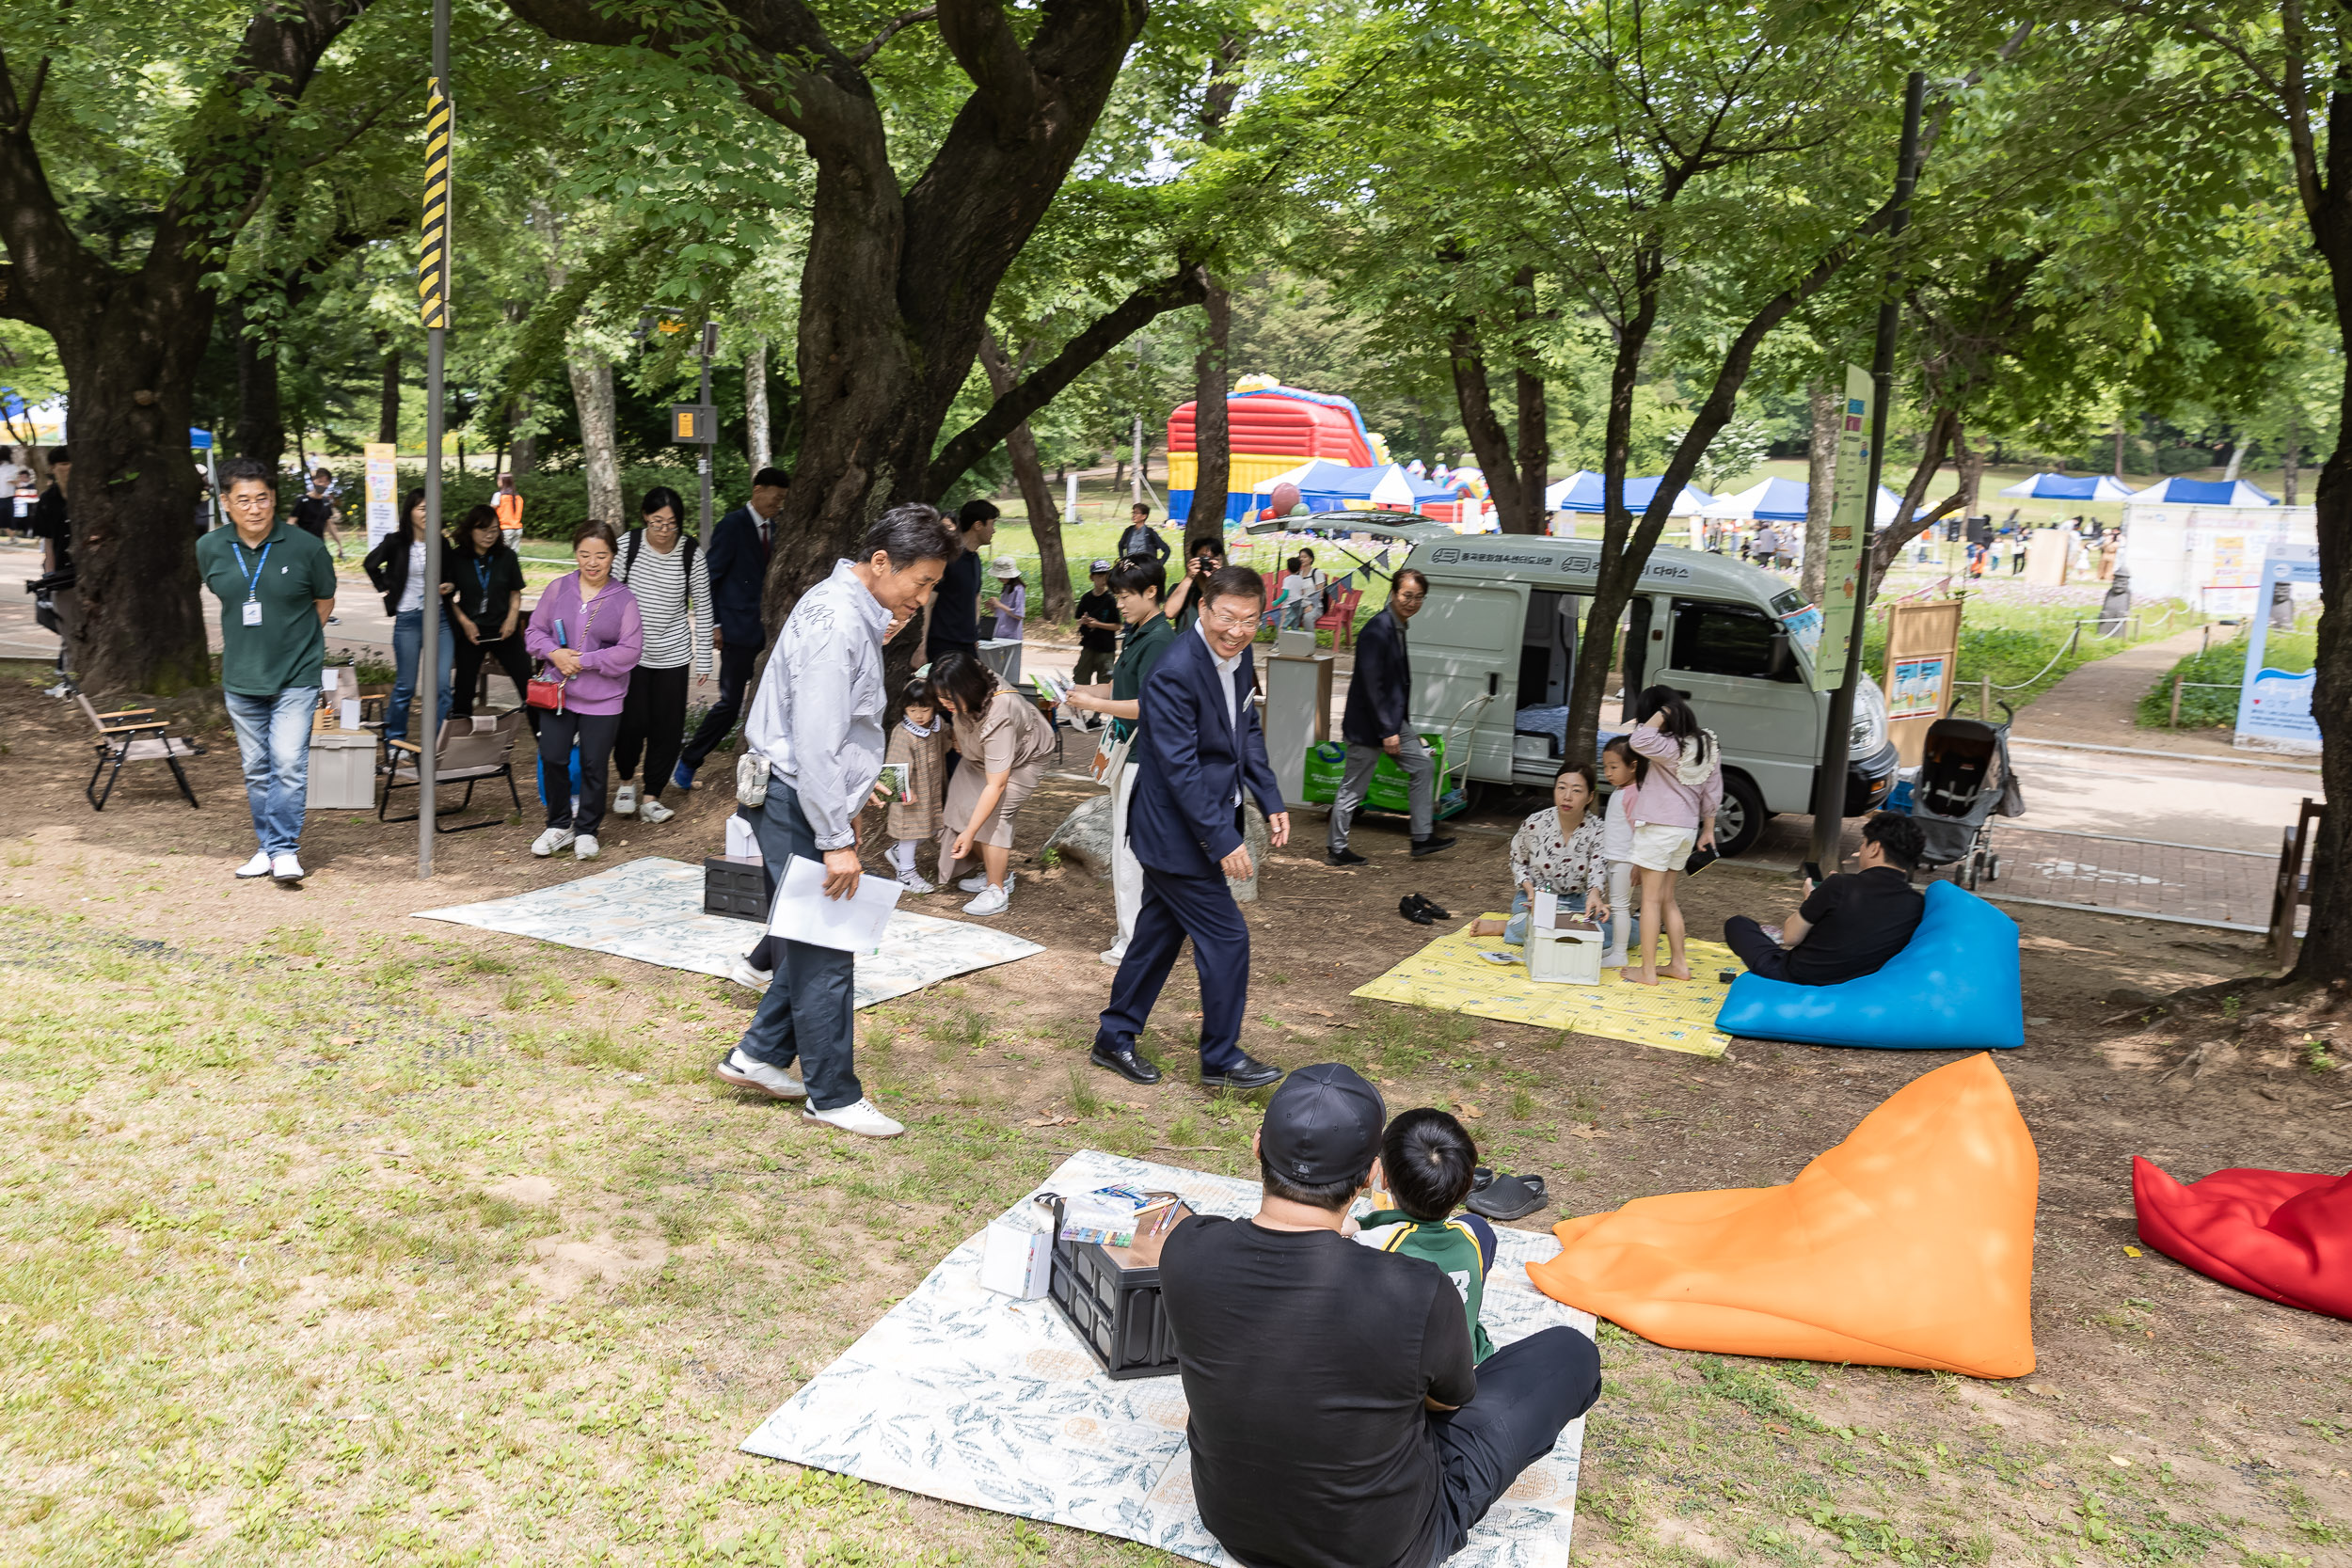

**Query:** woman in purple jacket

left=525, top=521, right=644, bottom=860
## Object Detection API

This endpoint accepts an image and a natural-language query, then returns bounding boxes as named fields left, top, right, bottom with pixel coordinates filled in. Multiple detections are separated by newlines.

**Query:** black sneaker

left=1089, top=1037, right=1162, bottom=1085
left=1409, top=835, right=1457, bottom=858
left=1326, top=847, right=1368, bottom=866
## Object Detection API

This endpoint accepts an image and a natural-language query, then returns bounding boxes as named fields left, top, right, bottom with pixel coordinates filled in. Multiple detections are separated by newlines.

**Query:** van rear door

left=1661, top=595, right=1820, bottom=813
left=1405, top=580, right=1527, bottom=779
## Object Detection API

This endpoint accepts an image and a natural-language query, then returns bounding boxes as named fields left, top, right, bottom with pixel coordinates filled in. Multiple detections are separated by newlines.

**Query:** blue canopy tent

left=1702, top=476, right=1918, bottom=526
left=2129, top=477, right=2279, bottom=507
left=1997, top=472, right=2137, bottom=501
left=1546, top=471, right=1714, bottom=515
left=1246, top=459, right=1454, bottom=519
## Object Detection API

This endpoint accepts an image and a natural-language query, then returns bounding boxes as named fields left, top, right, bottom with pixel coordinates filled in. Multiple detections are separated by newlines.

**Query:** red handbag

left=525, top=669, right=564, bottom=712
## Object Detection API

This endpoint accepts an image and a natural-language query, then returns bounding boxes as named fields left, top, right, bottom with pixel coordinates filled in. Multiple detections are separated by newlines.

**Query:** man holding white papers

left=715, top=505, right=961, bottom=1138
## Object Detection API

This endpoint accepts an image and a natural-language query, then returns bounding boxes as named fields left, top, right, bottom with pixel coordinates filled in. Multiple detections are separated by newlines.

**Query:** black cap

left=1260, top=1064, right=1386, bottom=1185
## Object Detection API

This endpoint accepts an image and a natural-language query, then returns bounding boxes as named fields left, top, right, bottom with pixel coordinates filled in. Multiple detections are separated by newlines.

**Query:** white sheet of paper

left=1534, top=889, right=1558, bottom=930
left=767, top=854, right=902, bottom=954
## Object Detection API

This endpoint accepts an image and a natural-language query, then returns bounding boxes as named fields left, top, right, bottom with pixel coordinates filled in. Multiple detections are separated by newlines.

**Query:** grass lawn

left=2137, top=624, right=2319, bottom=730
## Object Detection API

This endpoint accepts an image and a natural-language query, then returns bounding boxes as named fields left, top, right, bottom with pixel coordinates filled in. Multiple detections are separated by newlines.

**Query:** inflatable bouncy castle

left=1168, top=375, right=1395, bottom=523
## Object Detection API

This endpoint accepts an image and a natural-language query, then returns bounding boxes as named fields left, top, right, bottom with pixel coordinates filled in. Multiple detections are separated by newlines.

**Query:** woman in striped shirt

left=612, top=485, right=713, bottom=826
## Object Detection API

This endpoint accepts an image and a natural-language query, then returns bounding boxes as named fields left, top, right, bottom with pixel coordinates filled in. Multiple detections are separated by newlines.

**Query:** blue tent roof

left=1997, top=472, right=2137, bottom=501
left=1547, top=471, right=1714, bottom=515
left=2130, top=476, right=2278, bottom=506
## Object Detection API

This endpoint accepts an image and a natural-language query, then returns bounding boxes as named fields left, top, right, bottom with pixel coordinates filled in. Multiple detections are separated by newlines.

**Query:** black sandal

left=1467, top=1173, right=1549, bottom=1222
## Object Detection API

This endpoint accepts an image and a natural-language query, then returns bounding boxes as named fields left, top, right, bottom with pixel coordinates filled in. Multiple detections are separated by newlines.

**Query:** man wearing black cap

left=1130, top=1064, right=1602, bottom=1568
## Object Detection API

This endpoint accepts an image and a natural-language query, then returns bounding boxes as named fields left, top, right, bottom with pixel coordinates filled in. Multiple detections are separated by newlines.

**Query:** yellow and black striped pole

left=416, top=3, right=453, bottom=874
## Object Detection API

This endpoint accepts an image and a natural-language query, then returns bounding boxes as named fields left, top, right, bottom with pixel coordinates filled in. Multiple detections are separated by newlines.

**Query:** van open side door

left=1404, top=579, right=1527, bottom=780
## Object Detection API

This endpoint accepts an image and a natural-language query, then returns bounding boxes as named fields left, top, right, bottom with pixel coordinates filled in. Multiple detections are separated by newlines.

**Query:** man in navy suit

left=1092, top=565, right=1291, bottom=1090
left=675, top=467, right=787, bottom=790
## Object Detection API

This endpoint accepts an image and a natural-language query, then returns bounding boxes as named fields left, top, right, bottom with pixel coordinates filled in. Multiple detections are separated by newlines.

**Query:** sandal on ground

left=1410, top=893, right=1453, bottom=921
left=1470, top=1165, right=1496, bottom=1194
left=1466, top=1173, right=1549, bottom=1222
left=1399, top=895, right=1434, bottom=927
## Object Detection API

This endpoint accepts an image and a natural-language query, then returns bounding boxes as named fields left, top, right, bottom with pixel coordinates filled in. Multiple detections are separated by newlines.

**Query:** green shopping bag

left=1299, top=733, right=1448, bottom=812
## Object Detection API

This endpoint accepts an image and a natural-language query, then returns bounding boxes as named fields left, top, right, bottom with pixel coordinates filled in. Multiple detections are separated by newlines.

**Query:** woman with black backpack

left=610, top=485, right=711, bottom=826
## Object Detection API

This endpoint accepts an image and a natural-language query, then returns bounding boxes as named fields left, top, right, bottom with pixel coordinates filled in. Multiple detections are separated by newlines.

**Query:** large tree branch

left=935, top=0, right=1045, bottom=133
left=922, top=262, right=1207, bottom=499
left=850, top=5, right=938, bottom=67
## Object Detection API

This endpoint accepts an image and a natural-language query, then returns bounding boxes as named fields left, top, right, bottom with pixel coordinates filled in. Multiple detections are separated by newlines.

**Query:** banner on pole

left=2233, top=544, right=2320, bottom=753
left=1813, top=362, right=1873, bottom=690
left=364, top=443, right=398, bottom=546
left=417, top=74, right=452, bottom=329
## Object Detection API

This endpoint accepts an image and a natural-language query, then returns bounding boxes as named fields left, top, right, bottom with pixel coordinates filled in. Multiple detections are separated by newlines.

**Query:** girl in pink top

left=1622, top=686, right=1723, bottom=985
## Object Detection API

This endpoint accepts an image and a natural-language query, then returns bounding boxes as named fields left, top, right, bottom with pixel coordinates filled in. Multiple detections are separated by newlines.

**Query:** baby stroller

left=1910, top=702, right=2020, bottom=889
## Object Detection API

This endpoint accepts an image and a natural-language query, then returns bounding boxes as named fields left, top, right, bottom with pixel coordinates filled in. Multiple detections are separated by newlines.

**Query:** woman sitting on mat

left=1503, top=760, right=1607, bottom=945
left=1622, top=686, right=1721, bottom=985
left=931, top=649, right=1056, bottom=918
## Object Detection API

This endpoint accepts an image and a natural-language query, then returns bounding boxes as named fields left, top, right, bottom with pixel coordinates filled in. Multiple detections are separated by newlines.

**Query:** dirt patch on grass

left=0, top=660, right=2346, bottom=1564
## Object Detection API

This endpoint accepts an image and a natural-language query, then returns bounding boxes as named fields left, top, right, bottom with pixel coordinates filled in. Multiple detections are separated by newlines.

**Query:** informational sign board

left=1814, top=362, right=1872, bottom=690
left=363, top=442, right=398, bottom=546
left=2233, top=544, right=2320, bottom=754
left=1880, top=597, right=1964, bottom=766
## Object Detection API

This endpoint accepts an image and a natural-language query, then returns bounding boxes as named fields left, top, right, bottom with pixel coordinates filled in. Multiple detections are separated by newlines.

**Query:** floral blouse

left=1510, top=808, right=1606, bottom=896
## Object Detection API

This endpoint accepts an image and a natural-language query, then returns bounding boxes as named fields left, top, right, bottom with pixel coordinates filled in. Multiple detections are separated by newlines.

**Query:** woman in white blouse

left=1504, top=759, right=1609, bottom=944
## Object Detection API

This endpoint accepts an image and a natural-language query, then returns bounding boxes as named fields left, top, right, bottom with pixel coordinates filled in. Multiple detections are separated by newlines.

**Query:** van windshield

left=1768, top=588, right=1807, bottom=618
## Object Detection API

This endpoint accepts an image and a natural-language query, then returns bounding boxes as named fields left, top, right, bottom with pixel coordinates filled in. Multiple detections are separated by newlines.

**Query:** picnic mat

left=414, top=856, right=1043, bottom=1008
left=740, top=1148, right=1596, bottom=1566
left=1352, top=916, right=1737, bottom=1058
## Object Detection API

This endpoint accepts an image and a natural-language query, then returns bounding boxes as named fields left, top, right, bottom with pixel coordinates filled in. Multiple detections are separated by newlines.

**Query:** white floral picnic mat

left=740, top=1148, right=1593, bottom=1566
left=413, top=855, right=1043, bottom=1008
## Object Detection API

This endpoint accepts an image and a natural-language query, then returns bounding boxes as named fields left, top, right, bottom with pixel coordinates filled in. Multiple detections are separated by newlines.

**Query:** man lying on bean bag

left=1723, top=813, right=1927, bottom=984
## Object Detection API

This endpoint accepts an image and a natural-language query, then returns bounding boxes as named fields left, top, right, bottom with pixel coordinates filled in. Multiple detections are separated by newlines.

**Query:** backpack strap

left=623, top=527, right=641, bottom=578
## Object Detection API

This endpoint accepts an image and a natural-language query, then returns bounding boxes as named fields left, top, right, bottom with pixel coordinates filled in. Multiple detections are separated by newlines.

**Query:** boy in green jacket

left=1356, top=1108, right=1498, bottom=1362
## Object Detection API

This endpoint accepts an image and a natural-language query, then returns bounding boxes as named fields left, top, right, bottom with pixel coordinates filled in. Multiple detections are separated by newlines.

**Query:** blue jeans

left=224, top=686, right=316, bottom=856
left=736, top=776, right=864, bottom=1111
left=388, top=606, right=456, bottom=743
left=1504, top=887, right=1632, bottom=947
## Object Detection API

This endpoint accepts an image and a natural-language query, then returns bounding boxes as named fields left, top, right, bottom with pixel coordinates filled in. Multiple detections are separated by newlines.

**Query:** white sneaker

left=270, top=853, right=306, bottom=883
left=804, top=1097, right=903, bottom=1138
left=1099, top=943, right=1128, bottom=967
left=234, top=851, right=273, bottom=879
left=531, top=828, right=576, bottom=858
left=614, top=784, right=638, bottom=816
left=962, top=883, right=1009, bottom=916
left=574, top=833, right=600, bottom=861
left=957, top=872, right=991, bottom=893
left=713, top=1048, right=805, bottom=1099
left=725, top=957, right=772, bottom=990
left=637, top=798, right=675, bottom=825
left=896, top=869, right=936, bottom=895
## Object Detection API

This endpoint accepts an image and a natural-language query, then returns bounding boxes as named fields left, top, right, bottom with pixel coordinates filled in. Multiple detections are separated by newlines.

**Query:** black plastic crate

left=1044, top=1197, right=1188, bottom=1380
left=703, top=856, right=768, bottom=921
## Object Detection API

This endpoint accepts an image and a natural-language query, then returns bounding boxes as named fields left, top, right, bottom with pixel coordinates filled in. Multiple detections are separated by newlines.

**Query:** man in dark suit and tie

left=1091, top=565, right=1290, bottom=1091
left=675, top=467, right=787, bottom=791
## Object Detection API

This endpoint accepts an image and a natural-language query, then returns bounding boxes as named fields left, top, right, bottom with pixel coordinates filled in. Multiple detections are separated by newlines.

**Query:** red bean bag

left=2131, top=1158, right=2352, bottom=1321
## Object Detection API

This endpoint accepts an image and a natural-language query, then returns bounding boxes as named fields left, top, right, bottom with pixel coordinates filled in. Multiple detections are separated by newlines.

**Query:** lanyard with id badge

left=235, top=538, right=273, bottom=626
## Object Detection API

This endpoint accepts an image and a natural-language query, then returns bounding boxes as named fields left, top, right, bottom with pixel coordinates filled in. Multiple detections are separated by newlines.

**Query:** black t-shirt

left=292, top=494, right=335, bottom=538
left=1158, top=1215, right=1476, bottom=1568
left=30, top=483, right=69, bottom=571
left=451, top=545, right=528, bottom=631
left=1076, top=588, right=1119, bottom=652
left=930, top=547, right=982, bottom=648
left=1788, top=865, right=1926, bottom=985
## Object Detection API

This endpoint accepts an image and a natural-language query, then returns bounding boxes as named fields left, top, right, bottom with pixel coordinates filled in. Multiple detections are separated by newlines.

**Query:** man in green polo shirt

left=1062, top=556, right=1177, bottom=989
left=195, top=458, right=338, bottom=884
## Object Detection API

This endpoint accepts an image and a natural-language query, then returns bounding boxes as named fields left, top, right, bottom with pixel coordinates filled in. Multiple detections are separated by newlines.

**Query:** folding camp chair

left=379, top=708, right=526, bottom=832
left=75, top=693, right=201, bottom=811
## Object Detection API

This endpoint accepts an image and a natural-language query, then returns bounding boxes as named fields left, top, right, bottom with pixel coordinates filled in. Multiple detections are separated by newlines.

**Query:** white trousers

left=1604, top=860, right=1635, bottom=967
left=1109, top=762, right=1144, bottom=956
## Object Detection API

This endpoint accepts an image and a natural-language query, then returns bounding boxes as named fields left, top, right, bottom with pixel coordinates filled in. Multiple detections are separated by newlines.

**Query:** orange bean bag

left=2131, top=1159, right=2352, bottom=1321
left=1526, top=1053, right=2037, bottom=1378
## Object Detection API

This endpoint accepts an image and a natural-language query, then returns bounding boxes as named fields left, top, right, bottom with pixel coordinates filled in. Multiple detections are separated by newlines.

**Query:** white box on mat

left=1525, top=920, right=1603, bottom=985
left=978, top=1220, right=1052, bottom=1299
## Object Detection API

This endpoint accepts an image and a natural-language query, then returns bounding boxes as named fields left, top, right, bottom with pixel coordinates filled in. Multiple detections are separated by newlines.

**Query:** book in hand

left=875, top=762, right=913, bottom=804
left=1029, top=670, right=1071, bottom=708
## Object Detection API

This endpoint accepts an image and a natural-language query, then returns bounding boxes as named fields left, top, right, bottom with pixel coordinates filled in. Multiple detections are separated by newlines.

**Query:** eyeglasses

left=1393, top=590, right=1426, bottom=604
left=1200, top=605, right=1257, bottom=631
left=226, top=493, right=275, bottom=511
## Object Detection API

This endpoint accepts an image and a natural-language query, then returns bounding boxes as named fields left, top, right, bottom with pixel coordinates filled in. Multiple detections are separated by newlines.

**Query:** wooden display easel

left=1880, top=597, right=1965, bottom=768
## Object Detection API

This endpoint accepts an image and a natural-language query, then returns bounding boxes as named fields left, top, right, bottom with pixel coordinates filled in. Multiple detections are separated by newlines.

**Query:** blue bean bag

left=1713, top=880, right=2023, bottom=1050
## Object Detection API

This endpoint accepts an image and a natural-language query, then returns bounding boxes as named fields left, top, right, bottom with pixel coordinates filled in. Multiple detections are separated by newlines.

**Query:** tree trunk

left=2285, top=405, right=2300, bottom=504
left=2112, top=424, right=2126, bottom=478
left=1803, top=380, right=1838, bottom=606
left=1185, top=271, right=1232, bottom=548
left=1954, top=420, right=1986, bottom=517
left=2222, top=438, right=2246, bottom=482
left=1869, top=404, right=1963, bottom=589
left=376, top=340, right=403, bottom=446
left=510, top=418, right=537, bottom=481
left=745, top=335, right=771, bottom=472
left=1131, top=414, right=1145, bottom=506
left=977, top=328, right=1072, bottom=622
left=1449, top=322, right=1529, bottom=534
left=1514, top=366, right=1549, bottom=535
left=230, top=298, right=287, bottom=469
left=566, top=350, right=621, bottom=526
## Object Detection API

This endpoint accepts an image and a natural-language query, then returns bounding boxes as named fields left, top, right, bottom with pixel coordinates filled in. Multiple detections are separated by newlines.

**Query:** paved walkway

left=2009, top=620, right=2246, bottom=759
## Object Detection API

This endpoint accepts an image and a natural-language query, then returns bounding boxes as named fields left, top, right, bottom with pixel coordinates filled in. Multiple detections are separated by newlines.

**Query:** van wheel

left=1713, top=772, right=1767, bottom=859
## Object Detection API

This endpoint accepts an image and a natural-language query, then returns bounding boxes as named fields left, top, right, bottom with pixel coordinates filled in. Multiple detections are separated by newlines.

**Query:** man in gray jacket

left=714, top=504, right=959, bottom=1138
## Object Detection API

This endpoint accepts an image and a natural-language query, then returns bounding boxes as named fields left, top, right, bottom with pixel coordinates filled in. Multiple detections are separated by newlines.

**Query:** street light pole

left=699, top=322, right=717, bottom=540
left=1803, top=70, right=1925, bottom=884
left=415, top=0, right=453, bottom=876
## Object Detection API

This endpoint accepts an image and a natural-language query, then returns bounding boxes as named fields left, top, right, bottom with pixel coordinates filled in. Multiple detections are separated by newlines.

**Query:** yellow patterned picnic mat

left=1351, top=916, right=1738, bottom=1058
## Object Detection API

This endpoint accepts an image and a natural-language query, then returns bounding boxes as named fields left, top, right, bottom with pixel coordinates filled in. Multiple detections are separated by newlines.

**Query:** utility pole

left=698, top=322, right=717, bottom=539
left=1804, top=70, right=1925, bottom=884
left=415, top=0, right=453, bottom=874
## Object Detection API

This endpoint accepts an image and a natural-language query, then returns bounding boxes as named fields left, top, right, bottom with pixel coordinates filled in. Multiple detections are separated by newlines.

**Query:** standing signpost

left=1804, top=70, right=1925, bottom=884
left=415, top=0, right=453, bottom=874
